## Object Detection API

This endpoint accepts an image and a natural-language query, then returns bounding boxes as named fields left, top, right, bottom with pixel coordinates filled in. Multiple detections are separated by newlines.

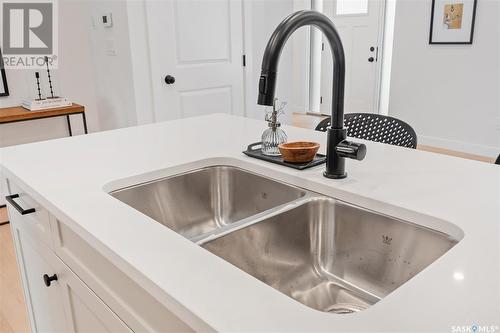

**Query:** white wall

left=0, top=1, right=100, bottom=147
left=244, top=0, right=310, bottom=124
left=387, top=0, right=500, bottom=157
left=0, top=0, right=141, bottom=148
left=86, top=0, right=138, bottom=131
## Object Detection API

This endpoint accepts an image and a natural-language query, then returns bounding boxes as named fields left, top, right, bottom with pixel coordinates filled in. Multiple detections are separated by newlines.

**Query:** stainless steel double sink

left=110, top=166, right=461, bottom=314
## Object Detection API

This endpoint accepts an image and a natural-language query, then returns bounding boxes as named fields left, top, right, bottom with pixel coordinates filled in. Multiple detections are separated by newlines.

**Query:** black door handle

left=368, top=57, right=375, bottom=62
left=164, top=75, right=176, bottom=84
left=5, top=194, right=36, bottom=215
left=43, top=274, right=58, bottom=287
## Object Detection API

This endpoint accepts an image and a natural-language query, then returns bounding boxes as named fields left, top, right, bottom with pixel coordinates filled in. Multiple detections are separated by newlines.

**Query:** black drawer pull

left=5, top=194, right=36, bottom=215
left=43, top=274, right=58, bottom=287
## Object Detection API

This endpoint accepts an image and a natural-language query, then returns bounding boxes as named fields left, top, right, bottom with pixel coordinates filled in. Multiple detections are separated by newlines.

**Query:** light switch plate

left=102, top=13, right=113, bottom=27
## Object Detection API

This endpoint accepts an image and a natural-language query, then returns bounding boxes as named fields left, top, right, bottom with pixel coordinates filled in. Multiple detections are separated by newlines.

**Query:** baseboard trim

left=418, top=135, right=499, bottom=158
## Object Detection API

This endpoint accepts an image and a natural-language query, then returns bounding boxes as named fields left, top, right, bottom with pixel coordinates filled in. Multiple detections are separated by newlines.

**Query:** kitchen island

left=1, top=114, right=499, bottom=332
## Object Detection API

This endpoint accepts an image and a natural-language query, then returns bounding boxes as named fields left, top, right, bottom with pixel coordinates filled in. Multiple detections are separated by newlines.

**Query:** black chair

left=315, top=113, right=418, bottom=149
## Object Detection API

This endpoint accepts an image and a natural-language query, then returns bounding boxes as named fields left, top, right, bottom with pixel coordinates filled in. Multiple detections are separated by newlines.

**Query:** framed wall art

left=0, top=48, right=8, bottom=97
left=429, top=0, right=478, bottom=44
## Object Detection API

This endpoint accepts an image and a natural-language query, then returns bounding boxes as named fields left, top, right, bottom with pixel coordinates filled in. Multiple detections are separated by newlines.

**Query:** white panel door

left=146, top=0, right=245, bottom=121
left=320, top=0, right=384, bottom=114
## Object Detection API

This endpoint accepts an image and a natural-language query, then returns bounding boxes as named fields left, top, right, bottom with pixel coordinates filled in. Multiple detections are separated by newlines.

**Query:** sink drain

left=325, top=303, right=367, bottom=314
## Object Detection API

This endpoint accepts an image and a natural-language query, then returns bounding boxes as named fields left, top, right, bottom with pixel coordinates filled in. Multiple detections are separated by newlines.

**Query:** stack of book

left=22, top=97, right=72, bottom=111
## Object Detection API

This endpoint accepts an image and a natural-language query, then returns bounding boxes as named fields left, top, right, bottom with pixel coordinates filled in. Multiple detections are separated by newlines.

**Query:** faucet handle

left=336, top=140, right=366, bottom=161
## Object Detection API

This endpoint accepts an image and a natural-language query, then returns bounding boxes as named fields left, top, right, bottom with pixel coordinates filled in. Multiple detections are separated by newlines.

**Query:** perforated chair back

left=315, top=113, right=418, bottom=149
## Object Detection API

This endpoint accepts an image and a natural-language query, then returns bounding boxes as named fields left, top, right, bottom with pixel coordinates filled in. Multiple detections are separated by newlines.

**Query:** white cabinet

left=57, top=256, right=132, bottom=333
left=5, top=182, right=194, bottom=333
left=6, top=193, right=132, bottom=333
left=11, top=226, right=67, bottom=332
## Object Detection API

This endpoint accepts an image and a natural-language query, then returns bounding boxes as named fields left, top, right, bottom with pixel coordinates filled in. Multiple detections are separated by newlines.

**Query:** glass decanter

left=261, top=99, right=287, bottom=156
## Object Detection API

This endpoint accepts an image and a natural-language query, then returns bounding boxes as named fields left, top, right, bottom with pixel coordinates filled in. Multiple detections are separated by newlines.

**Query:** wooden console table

left=0, top=103, right=88, bottom=136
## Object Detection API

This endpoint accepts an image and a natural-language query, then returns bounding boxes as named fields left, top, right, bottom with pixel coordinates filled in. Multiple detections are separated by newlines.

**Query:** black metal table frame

left=0, top=111, right=88, bottom=136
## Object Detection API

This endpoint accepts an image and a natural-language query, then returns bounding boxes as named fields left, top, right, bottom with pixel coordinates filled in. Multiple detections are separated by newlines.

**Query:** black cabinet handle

left=368, top=57, right=375, bottom=63
left=43, top=274, right=58, bottom=287
left=5, top=194, right=36, bottom=215
left=164, top=75, right=176, bottom=84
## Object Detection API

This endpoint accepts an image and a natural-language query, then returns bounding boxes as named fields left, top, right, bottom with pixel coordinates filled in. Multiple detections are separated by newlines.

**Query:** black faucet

left=257, top=10, right=366, bottom=179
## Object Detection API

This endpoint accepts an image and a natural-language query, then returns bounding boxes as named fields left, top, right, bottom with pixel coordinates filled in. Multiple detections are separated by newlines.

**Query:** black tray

left=243, top=142, right=326, bottom=170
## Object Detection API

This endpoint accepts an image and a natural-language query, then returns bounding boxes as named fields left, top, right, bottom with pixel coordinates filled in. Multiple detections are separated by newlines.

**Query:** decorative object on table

left=0, top=48, right=9, bottom=97
left=22, top=97, right=71, bottom=111
left=44, top=56, right=57, bottom=98
left=243, top=142, right=326, bottom=170
left=35, top=72, right=43, bottom=100
left=23, top=60, right=71, bottom=111
left=261, top=98, right=287, bottom=156
left=429, top=0, right=478, bottom=44
left=278, top=141, right=320, bottom=163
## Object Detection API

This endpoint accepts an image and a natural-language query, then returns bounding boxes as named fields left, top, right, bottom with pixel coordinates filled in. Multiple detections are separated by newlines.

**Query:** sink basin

left=109, top=163, right=461, bottom=314
left=202, top=197, right=460, bottom=313
left=109, top=166, right=306, bottom=239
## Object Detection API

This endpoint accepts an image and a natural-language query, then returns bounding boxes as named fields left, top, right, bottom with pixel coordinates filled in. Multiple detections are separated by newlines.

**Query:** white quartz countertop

left=1, top=114, right=499, bottom=332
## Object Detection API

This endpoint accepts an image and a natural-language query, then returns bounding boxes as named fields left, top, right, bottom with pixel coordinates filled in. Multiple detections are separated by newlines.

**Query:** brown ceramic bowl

left=278, top=141, right=320, bottom=163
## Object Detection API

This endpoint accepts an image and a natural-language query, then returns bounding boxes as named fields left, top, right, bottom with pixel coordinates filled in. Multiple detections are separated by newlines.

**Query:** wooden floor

left=0, top=217, right=30, bottom=333
left=0, top=209, right=7, bottom=224
left=0, top=114, right=495, bottom=333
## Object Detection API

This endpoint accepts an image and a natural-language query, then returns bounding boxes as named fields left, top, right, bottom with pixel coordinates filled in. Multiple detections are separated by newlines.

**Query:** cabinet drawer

left=6, top=180, right=52, bottom=247
left=51, top=219, right=195, bottom=333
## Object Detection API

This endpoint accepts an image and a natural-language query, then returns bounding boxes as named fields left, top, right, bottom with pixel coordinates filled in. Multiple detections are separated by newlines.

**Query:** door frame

left=308, top=0, right=387, bottom=115
left=372, top=0, right=388, bottom=115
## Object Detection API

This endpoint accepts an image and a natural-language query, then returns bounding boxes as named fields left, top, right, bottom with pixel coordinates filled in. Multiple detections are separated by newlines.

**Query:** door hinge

left=242, top=54, right=246, bottom=67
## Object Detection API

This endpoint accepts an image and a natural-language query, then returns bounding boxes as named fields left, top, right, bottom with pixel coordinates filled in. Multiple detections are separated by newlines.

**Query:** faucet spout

left=257, top=10, right=365, bottom=179
left=258, top=10, right=345, bottom=128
